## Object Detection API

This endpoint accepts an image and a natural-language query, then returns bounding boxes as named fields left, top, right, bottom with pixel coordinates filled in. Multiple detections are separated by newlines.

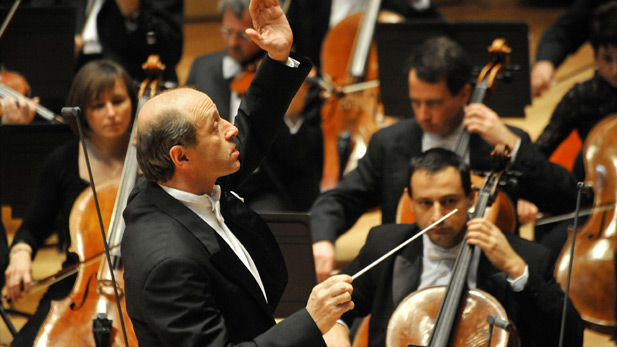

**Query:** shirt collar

left=222, top=55, right=242, bottom=80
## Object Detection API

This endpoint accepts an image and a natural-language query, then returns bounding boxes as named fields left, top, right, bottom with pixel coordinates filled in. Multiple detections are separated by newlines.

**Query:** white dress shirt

left=82, top=0, right=104, bottom=54
left=161, top=184, right=268, bottom=302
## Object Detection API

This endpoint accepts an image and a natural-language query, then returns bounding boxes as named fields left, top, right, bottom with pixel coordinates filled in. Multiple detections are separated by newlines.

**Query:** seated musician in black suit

left=310, top=36, right=579, bottom=283
left=323, top=148, right=584, bottom=347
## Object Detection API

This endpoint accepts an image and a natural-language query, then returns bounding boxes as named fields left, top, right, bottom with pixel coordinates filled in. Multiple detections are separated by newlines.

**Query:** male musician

left=186, top=0, right=323, bottom=212
left=323, top=148, right=584, bottom=347
left=122, top=1, right=353, bottom=346
left=71, top=0, right=183, bottom=83
left=310, top=36, right=579, bottom=282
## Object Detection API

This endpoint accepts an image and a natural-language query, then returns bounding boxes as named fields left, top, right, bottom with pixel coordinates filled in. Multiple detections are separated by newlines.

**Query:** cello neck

left=348, top=0, right=382, bottom=80
left=428, top=165, right=506, bottom=346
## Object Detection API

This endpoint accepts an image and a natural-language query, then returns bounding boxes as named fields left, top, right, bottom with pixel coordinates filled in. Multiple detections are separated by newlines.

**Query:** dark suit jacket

left=310, top=118, right=578, bottom=243
left=341, top=224, right=584, bottom=347
left=186, top=50, right=323, bottom=212
left=75, top=0, right=183, bottom=82
left=121, top=55, right=323, bottom=346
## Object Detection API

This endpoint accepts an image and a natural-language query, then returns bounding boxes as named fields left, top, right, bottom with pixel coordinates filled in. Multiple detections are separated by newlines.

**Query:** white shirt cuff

left=509, top=137, right=521, bottom=163
left=411, top=0, right=431, bottom=11
left=335, top=319, right=350, bottom=333
left=285, top=57, right=300, bottom=68
left=507, top=264, right=528, bottom=292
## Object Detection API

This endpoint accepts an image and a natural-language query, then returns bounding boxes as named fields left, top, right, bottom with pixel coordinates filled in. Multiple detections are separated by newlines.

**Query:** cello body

left=554, top=114, right=617, bottom=333
left=33, top=179, right=138, bottom=346
left=386, top=287, right=517, bottom=347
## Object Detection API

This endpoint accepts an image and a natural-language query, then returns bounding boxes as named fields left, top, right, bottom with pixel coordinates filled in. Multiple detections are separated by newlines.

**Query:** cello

left=554, top=114, right=617, bottom=334
left=386, top=145, right=519, bottom=347
left=319, top=0, right=401, bottom=191
left=32, top=56, right=166, bottom=346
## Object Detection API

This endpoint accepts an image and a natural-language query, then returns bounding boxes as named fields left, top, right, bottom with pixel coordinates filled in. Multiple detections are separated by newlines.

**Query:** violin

left=32, top=55, right=166, bottom=346
left=386, top=145, right=519, bottom=347
left=230, top=56, right=262, bottom=98
left=554, top=113, right=617, bottom=334
left=0, top=68, right=63, bottom=123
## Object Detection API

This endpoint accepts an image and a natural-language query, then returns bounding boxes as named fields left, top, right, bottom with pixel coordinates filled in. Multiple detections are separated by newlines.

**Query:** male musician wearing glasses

left=323, top=148, right=583, bottom=347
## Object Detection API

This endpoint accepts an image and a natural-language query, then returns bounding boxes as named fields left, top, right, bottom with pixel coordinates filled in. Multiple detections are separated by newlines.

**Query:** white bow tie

left=424, top=245, right=459, bottom=263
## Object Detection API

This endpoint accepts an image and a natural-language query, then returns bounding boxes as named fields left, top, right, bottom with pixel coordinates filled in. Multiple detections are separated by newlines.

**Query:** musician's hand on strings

left=306, top=274, right=354, bottom=334
left=466, top=218, right=526, bottom=280
left=324, top=322, right=352, bottom=347
left=1, top=95, right=38, bottom=125
left=313, top=240, right=336, bottom=283
left=246, top=0, right=292, bottom=62
left=4, top=243, right=34, bottom=302
left=464, top=103, right=519, bottom=150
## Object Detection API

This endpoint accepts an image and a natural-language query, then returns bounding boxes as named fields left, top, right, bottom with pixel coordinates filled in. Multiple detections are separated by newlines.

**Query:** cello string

left=352, top=208, right=458, bottom=280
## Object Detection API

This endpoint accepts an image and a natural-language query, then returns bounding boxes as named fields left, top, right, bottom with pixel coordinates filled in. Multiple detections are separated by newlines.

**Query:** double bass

left=386, top=145, right=519, bottom=347
left=554, top=114, right=617, bottom=334
left=32, top=56, right=166, bottom=346
left=319, top=0, right=401, bottom=190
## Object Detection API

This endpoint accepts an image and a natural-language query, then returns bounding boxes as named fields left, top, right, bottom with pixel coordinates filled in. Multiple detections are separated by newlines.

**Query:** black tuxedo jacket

left=341, top=223, right=584, bottom=347
left=310, top=118, right=578, bottom=243
left=121, top=55, right=324, bottom=346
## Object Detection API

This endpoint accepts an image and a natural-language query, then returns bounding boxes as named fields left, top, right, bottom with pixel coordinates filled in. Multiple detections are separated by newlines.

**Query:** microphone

left=61, top=107, right=81, bottom=119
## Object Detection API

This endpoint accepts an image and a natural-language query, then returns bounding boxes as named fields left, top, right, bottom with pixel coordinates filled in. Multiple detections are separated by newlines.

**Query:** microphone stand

left=558, top=181, right=590, bottom=347
left=61, top=107, right=131, bottom=347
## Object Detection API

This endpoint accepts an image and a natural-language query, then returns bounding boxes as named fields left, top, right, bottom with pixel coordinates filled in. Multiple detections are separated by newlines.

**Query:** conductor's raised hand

left=306, top=274, right=354, bottom=334
left=245, top=0, right=292, bottom=62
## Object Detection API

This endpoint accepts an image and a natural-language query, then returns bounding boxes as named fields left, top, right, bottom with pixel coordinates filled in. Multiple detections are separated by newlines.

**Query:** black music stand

left=0, top=123, right=75, bottom=220
left=260, top=212, right=317, bottom=318
left=0, top=5, right=75, bottom=114
left=375, top=21, right=531, bottom=119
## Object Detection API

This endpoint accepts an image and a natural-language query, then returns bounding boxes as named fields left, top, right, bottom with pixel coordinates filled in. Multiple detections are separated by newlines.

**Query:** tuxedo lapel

left=392, top=237, right=424, bottom=305
left=146, top=182, right=273, bottom=314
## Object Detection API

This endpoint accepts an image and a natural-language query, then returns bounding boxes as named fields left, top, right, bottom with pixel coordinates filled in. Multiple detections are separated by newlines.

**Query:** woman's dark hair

left=65, top=60, right=137, bottom=136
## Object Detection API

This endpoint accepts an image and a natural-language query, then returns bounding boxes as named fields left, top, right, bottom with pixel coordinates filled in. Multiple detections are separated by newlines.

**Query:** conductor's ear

left=169, top=145, right=190, bottom=169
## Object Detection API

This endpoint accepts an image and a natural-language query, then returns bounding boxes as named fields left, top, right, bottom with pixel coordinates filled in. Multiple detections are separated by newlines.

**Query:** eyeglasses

left=219, top=26, right=250, bottom=41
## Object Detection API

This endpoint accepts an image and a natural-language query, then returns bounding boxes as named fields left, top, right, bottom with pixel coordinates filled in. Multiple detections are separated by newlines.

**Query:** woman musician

left=3, top=60, right=136, bottom=346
